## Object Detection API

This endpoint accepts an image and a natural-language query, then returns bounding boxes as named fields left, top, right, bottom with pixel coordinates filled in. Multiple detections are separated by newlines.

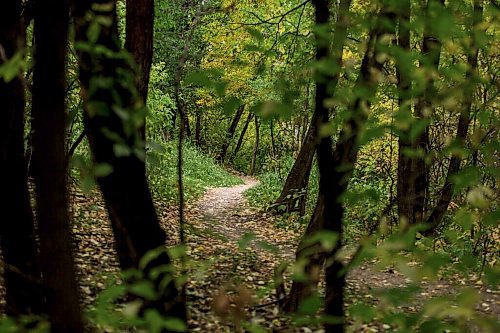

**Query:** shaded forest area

left=0, top=0, right=498, bottom=332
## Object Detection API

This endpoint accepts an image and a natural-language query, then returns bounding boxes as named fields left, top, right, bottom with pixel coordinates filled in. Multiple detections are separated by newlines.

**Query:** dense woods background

left=0, top=0, right=498, bottom=332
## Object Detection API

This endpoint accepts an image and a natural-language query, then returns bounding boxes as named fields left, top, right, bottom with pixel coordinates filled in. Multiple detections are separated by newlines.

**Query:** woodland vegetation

left=0, top=0, right=498, bottom=332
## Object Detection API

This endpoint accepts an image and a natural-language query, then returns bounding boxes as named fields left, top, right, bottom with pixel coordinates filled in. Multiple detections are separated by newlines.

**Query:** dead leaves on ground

left=1, top=180, right=494, bottom=332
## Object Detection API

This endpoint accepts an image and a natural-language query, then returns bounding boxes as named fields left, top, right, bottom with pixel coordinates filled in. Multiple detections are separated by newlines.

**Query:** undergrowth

left=147, top=141, right=242, bottom=203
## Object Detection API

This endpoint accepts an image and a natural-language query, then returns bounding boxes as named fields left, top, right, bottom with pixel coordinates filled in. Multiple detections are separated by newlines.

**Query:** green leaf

left=483, top=266, right=500, bottom=288
left=349, top=302, right=377, bottom=322
left=113, top=143, right=132, bottom=157
left=87, top=21, right=101, bottom=44
left=0, top=52, right=26, bottom=82
left=298, top=295, right=323, bottom=315
left=484, top=209, right=500, bottom=227
left=185, top=70, right=211, bottom=86
left=245, top=27, right=264, bottom=42
left=129, top=280, right=157, bottom=301
left=139, top=247, right=166, bottom=270
left=222, top=96, right=242, bottom=115
left=167, top=244, right=187, bottom=260
left=358, top=126, right=386, bottom=146
left=303, top=231, right=339, bottom=252
left=238, top=232, right=255, bottom=250
left=94, top=163, right=113, bottom=177
left=451, top=167, right=480, bottom=191
left=144, top=309, right=163, bottom=333
left=164, top=317, right=188, bottom=332
left=243, top=322, right=267, bottom=333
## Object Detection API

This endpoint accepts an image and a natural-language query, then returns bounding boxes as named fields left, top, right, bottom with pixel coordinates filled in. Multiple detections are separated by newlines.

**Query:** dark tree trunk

left=284, top=194, right=325, bottom=311
left=273, top=113, right=316, bottom=216
left=323, top=4, right=396, bottom=331
left=299, top=83, right=311, bottom=149
left=181, top=110, right=192, bottom=139
left=0, top=0, right=42, bottom=317
left=423, top=0, right=483, bottom=236
left=285, top=0, right=352, bottom=315
left=285, top=3, right=396, bottom=333
left=273, top=0, right=347, bottom=217
left=125, top=0, right=153, bottom=102
left=231, top=112, right=254, bottom=160
left=71, top=0, right=186, bottom=321
left=217, top=103, right=245, bottom=162
left=125, top=0, right=154, bottom=138
left=67, top=130, right=86, bottom=159
left=270, top=119, right=277, bottom=158
left=249, top=116, right=260, bottom=175
left=172, top=1, right=201, bottom=138
left=195, top=108, right=202, bottom=146
left=396, top=0, right=414, bottom=226
left=406, top=0, right=445, bottom=226
left=31, top=1, right=83, bottom=331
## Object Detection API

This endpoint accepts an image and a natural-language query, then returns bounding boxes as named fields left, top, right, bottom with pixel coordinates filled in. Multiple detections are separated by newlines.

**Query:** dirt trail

left=1, top=179, right=495, bottom=332
left=194, top=177, right=261, bottom=243
left=185, top=177, right=500, bottom=332
left=185, top=177, right=301, bottom=331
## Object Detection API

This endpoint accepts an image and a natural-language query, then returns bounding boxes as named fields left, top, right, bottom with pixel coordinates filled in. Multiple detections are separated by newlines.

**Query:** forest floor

left=0, top=176, right=498, bottom=332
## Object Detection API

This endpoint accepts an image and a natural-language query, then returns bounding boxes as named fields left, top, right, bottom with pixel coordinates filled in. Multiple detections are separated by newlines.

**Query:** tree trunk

left=273, top=0, right=348, bottom=217
left=31, top=1, right=83, bottom=331
left=125, top=0, right=153, bottom=102
left=323, top=4, right=396, bottom=331
left=249, top=116, right=260, bottom=175
left=423, top=0, right=483, bottom=236
left=299, top=83, right=311, bottom=149
left=273, top=114, right=316, bottom=216
left=285, top=0, right=352, bottom=314
left=270, top=119, right=277, bottom=158
left=407, top=0, right=445, bottom=226
left=285, top=3, right=396, bottom=333
left=71, top=0, right=186, bottom=321
left=125, top=0, right=154, bottom=139
left=284, top=194, right=325, bottom=311
left=396, top=0, right=414, bottom=226
left=231, top=112, right=254, bottom=160
left=172, top=1, right=202, bottom=139
left=217, top=103, right=245, bottom=162
left=195, top=108, right=202, bottom=146
left=0, top=0, right=42, bottom=317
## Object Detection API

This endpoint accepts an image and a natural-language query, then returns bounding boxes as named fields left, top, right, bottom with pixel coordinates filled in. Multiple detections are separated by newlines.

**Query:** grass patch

left=148, top=141, right=243, bottom=203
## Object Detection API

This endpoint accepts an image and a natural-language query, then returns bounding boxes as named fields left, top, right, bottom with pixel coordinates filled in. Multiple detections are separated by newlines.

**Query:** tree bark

left=71, top=0, right=186, bottom=321
left=249, top=116, right=260, bottom=175
left=172, top=1, right=202, bottom=138
left=407, top=0, right=445, bottom=226
left=125, top=0, right=154, bottom=138
left=270, top=119, right=277, bottom=158
left=231, top=112, right=254, bottom=160
left=194, top=108, right=202, bottom=146
left=285, top=3, right=396, bottom=333
left=323, top=4, right=396, bottom=331
left=217, top=103, right=245, bottom=162
left=125, top=0, right=153, bottom=103
left=273, top=0, right=348, bottom=217
left=423, top=0, right=483, bottom=236
left=0, top=0, right=42, bottom=317
left=284, top=194, right=325, bottom=311
left=285, top=0, right=352, bottom=315
left=396, top=0, right=414, bottom=226
left=31, top=0, right=83, bottom=331
left=273, top=114, right=316, bottom=216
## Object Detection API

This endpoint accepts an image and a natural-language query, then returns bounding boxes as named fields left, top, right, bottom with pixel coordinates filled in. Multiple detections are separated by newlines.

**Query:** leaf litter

left=0, top=177, right=497, bottom=332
